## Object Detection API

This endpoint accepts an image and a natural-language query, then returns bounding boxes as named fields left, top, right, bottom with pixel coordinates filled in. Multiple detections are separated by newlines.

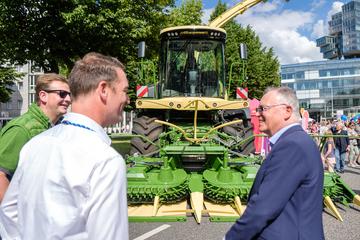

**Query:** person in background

left=354, top=118, right=360, bottom=165
left=319, top=121, right=327, bottom=135
left=0, top=53, right=130, bottom=239
left=310, top=120, right=319, bottom=145
left=332, top=122, right=350, bottom=173
left=355, top=118, right=360, bottom=134
left=331, top=120, right=337, bottom=132
left=224, top=86, right=324, bottom=240
left=0, top=73, right=70, bottom=203
left=347, top=122, right=359, bottom=167
left=322, top=130, right=336, bottom=172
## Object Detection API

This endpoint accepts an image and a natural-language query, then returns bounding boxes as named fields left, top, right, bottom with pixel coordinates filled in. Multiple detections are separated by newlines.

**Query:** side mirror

left=138, top=41, right=146, bottom=58
left=239, top=43, right=247, bottom=60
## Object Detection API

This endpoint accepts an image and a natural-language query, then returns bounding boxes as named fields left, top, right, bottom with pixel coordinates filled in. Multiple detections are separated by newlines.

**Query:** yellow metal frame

left=136, top=97, right=249, bottom=110
left=209, top=0, right=290, bottom=28
left=155, top=99, right=243, bottom=143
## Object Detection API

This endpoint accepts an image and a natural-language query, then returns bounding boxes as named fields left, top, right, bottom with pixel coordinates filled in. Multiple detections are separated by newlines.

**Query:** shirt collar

left=62, top=112, right=111, bottom=145
left=269, top=123, right=299, bottom=147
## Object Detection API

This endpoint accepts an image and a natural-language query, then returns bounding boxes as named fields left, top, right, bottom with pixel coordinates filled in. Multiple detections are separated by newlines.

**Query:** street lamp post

left=331, top=88, right=334, bottom=119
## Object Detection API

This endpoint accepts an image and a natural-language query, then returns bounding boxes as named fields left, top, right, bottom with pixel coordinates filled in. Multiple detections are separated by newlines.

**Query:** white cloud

left=268, top=30, right=322, bottom=64
left=311, top=20, right=326, bottom=39
left=327, top=1, right=344, bottom=21
left=201, top=8, right=213, bottom=25
left=200, top=0, right=348, bottom=65
left=311, top=0, right=327, bottom=11
left=248, top=0, right=281, bottom=13
left=234, top=2, right=324, bottom=64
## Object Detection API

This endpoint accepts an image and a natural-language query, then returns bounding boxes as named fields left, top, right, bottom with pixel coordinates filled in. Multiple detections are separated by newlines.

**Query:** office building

left=281, top=58, right=360, bottom=121
left=0, top=62, right=43, bottom=129
left=280, top=0, right=360, bottom=121
left=316, top=0, right=360, bottom=60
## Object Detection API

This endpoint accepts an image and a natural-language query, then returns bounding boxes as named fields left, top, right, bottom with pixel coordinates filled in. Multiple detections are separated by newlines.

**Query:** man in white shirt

left=0, top=52, right=130, bottom=240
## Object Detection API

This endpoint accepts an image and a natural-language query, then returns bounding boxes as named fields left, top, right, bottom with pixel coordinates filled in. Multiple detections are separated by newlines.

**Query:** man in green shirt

left=0, top=73, right=71, bottom=203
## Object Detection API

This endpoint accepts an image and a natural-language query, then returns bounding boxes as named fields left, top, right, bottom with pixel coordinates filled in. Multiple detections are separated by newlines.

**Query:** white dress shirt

left=0, top=112, right=129, bottom=240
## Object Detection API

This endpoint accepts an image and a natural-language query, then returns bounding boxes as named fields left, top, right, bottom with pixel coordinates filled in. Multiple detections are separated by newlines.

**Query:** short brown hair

left=35, top=73, right=68, bottom=106
left=68, top=52, right=126, bottom=100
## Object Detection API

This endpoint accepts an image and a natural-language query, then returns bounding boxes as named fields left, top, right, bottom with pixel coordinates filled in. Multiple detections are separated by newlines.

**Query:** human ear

left=285, top=105, right=293, bottom=119
left=98, top=81, right=109, bottom=103
left=39, top=91, right=48, bottom=104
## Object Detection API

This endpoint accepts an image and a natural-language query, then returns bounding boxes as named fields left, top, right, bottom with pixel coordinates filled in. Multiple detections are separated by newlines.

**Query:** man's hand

left=0, top=171, right=10, bottom=204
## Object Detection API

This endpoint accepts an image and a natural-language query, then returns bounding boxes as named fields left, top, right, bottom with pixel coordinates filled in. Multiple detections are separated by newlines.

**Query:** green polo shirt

left=0, top=126, right=29, bottom=180
left=0, top=103, right=53, bottom=181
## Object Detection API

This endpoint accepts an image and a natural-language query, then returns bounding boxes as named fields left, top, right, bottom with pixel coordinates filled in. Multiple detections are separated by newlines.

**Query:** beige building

left=0, top=62, right=43, bottom=129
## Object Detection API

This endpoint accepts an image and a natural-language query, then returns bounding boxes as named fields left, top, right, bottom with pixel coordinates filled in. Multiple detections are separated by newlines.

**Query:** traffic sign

left=236, top=87, right=248, bottom=99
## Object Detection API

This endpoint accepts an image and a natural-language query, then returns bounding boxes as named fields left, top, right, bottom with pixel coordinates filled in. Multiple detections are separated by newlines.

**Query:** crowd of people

left=309, top=118, right=360, bottom=173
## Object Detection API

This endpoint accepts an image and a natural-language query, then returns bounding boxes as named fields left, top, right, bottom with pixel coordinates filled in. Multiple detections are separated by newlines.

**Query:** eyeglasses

left=44, top=90, right=71, bottom=99
left=255, top=104, right=287, bottom=113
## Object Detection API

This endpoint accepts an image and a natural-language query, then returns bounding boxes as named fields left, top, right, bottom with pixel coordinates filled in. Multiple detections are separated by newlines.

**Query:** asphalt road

left=129, top=161, right=360, bottom=240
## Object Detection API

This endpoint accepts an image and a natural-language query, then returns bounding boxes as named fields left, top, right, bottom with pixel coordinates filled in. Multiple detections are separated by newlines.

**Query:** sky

left=175, top=0, right=347, bottom=65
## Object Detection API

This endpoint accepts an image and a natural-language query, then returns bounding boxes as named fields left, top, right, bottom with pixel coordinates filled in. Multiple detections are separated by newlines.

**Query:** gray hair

left=264, top=86, right=300, bottom=118
left=336, top=122, right=344, bottom=129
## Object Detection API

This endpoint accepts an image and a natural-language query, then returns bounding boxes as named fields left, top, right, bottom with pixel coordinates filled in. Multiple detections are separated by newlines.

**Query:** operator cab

left=159, top=26, right=227, bottom=98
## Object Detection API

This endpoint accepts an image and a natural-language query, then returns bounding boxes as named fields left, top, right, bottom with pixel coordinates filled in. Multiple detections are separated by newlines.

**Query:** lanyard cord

left=61, top=120, right=95, bottom=132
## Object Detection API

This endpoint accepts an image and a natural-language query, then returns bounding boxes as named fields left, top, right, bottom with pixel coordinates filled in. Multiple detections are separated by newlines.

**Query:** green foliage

left=166, top=0, right=204, bottom=27
left=0, top=62, right=26, bottom=103
left=0, top=0, right=175, bottom=111
left=210, top=1, right=281, bottom=100
left=0, top=0, right=175, bottom=74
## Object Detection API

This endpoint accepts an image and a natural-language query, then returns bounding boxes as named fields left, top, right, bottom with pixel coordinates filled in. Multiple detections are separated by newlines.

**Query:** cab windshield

left=159, top=39, right=225, bottom=98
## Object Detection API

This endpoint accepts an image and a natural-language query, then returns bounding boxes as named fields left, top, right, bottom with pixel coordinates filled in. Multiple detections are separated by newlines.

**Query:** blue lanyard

left=61, top=120, right=94, bottom=132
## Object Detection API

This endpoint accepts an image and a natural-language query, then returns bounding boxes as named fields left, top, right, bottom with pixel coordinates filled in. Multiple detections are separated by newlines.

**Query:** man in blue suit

left=224, top=86, right=325, bottom=240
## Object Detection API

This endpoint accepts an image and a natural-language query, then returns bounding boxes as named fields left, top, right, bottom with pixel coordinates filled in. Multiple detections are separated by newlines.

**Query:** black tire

left=222, top=119, right=255, bottom=155
left=130, top=112, right=163, bottom=156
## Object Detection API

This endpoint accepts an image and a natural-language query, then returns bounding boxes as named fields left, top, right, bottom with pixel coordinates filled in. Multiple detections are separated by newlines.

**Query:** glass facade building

left=281, top=58, right=360, bottom=121
left=317, top=0, right=360, bottom=60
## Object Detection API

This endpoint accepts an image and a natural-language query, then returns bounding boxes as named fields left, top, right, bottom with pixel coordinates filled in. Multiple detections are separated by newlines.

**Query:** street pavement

left=129, top=161, right=360, bottom=240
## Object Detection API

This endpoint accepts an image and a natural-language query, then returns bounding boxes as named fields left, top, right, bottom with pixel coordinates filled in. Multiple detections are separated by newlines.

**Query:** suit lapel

left=248, top=125, right=303, bottom=202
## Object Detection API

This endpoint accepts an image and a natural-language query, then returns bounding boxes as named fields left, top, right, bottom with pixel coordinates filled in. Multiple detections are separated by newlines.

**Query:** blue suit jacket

left=225, top=125, right=325, bottom=240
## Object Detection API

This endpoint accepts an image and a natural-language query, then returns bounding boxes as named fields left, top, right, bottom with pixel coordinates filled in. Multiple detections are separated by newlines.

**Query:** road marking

left=133, top=224, right=171, bottom=240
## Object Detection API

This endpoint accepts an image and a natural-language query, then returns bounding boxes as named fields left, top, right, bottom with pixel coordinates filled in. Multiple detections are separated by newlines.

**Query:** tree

left=0, top=0, right=175, bottom=74
left=0, top=0, right=175, bottom=111
left=166, top=0, right=204, bottom=27
left=0, top=61, right=26, bottom=103
left=210, top=0, right=281, bottom=100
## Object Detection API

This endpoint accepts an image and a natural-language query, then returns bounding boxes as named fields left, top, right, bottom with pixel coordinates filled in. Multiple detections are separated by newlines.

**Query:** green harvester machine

left=117, top=0, right=360, bottom=222
left=125, top=25, right=259, bottom=223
